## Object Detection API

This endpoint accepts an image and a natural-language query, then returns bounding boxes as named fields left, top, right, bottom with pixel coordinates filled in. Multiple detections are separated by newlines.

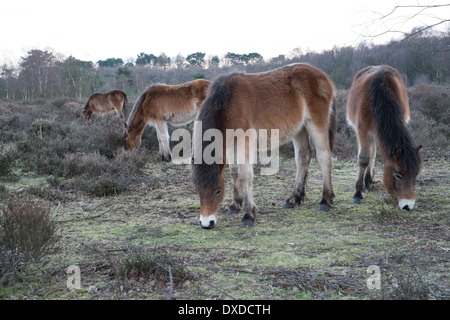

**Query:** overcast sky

left=1, top=0, right=449, bottom=64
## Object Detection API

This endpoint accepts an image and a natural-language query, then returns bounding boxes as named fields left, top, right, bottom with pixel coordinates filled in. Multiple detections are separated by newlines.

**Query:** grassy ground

left=1, top=152, right=448, bottom=300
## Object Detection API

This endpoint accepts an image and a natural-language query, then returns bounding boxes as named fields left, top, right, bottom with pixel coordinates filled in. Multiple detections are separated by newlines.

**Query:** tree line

left=1, top=29, right=449, bottom=100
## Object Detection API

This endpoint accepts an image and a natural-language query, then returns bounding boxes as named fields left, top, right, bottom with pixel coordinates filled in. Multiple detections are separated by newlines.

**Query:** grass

left=1, top=155, right=448, bottom=300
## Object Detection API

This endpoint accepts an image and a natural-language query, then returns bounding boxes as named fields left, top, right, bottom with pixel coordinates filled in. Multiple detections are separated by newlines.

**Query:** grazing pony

left=346, top=65, right=422, bottom=210
left=191, top=63, right=337, bottom=229
left=125, top=79, right=211, bottom=161
left=84, top=90, right=127, bottom=120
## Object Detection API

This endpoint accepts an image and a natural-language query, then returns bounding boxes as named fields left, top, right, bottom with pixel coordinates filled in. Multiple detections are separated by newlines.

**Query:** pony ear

left=394, top=147, right=403, bottom=161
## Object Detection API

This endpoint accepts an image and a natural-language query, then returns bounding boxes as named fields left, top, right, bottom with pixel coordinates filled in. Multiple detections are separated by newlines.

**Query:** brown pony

left=346, top=65, right=422, bottom=210
left=84, top=90, right=127, bottom=120
left=125, top=79, right=211, bottom=161
left=191, top=63, right=337, bottom=229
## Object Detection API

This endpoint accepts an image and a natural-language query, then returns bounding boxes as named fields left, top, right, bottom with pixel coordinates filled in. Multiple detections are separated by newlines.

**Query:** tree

left=97, top=58, right=124, bottom=67
left=61, top=56, right=97, bottom=97
left=224, top=52, right=263, bottom=65
left=173, top=54, right=186, bottom=69
left=186, top=52, right=205, bottom=67
left=1, top=64, right=16, bottom=99
left=135, top=53, right=157, bottom=66
left=210, top=55, right=220, bottom=67
left=19, top=50, right=57, bottom=99
left=116, top=66, right=133, bottom=91
left=155, top=53, right=171, bottom=69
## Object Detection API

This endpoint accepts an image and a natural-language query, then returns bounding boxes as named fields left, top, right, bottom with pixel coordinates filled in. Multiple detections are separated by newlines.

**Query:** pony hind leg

left=283, top=127, right=312, bottom=208
left=308, top=123, right=334, bottom=211
left=363, top=135, right=377, bottom=194
left=353, top=131, right=373, bottom=203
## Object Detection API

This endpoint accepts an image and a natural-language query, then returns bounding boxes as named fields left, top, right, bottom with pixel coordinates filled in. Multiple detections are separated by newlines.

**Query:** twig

left=413, top=265, right=449, bottom=299
left=56, top=203, right=120, bottom=223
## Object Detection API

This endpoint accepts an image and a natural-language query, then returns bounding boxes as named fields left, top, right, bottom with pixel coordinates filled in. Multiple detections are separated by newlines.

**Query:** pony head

left=191, top=162, right=226, bottom=229
left=383, top=145, right=422, bottom=210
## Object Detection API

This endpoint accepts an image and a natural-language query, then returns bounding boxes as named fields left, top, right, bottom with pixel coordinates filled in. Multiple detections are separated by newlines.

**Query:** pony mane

left=369, top=69, right=421, bottom=174
left=84, top=92, right=99, bottom=111
left=126, top=90, right=148, bottom=129
left=122, top=92, right=128, bottom=113
left=191, top=74, right=231, bottom=188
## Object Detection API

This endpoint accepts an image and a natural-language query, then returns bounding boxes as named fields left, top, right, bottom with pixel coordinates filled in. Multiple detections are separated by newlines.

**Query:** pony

left=84, top=90, right=127, bottom=120
left=191, top=63, right=337, bottom=229
left=346, top=65, right=422, bottom=210
left=125, top=79, right=211, bottom=161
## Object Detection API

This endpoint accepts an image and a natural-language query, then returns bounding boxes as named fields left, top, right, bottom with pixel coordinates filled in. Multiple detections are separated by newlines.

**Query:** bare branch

left=354, top=3, right=450, bottom=50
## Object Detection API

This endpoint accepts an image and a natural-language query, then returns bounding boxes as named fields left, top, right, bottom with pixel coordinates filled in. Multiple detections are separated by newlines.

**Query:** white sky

left=1, top=0, right=449, bottom=64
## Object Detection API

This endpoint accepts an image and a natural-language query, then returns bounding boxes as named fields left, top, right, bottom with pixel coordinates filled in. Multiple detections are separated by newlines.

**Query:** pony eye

left=215, top=189, right=221, bottom=197
left=394, top=172, right=403, bottom=181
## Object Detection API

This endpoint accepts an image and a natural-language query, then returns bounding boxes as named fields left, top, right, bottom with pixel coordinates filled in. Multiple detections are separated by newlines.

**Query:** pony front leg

left=238, top=163, right=257, bottom=227
left=155, top=121, right=171, bottom=162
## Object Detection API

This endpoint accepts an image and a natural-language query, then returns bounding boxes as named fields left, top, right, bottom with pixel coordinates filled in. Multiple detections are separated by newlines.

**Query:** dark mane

left=191, top=74, right=231, bottom=188
left=126, top=90, right=147, bottom=129
left=84, top=92, right=99, bottom=111
left=369, top=69, right=421, bottom=174
left=122, top=92, right=128, bottom=113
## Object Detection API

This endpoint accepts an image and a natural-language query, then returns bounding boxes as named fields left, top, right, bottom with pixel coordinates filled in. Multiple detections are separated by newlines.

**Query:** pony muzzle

left=398, top=198, right=415, bottom=211
left=199, top=214, right=217, bottom=229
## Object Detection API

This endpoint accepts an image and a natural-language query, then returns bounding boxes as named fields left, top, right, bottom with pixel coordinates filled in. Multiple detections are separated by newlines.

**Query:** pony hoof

left=319, top=204, right=330, bottom=211
left=363, top=189, right=369, bottom=194
left=158, top=157, right=171, bottom=162
left=353, top=198, right=363, bottom=204
left=241, top=220, right=254, bottom=227
left=282, top=202, right=295, bottom=209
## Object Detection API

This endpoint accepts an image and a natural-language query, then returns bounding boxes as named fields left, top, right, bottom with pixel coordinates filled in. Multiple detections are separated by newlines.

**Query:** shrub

left=0, top=195, right=60, bottom=284
left=116, top=246, right=190, bottom=292
left=409, top=84, right=450, bottom=125
left=0, top=143, right=19, bottom=177
left=63, top=151, right=108, bottom=179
